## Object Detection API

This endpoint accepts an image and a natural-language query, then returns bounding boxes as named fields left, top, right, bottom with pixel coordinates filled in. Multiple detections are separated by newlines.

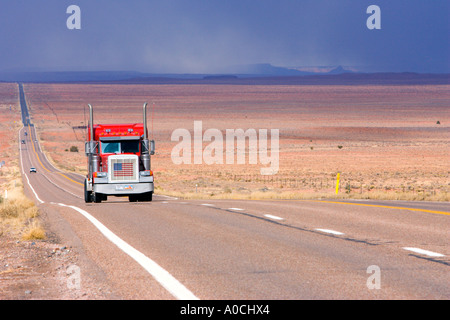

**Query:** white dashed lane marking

left=264, top=214, right=284, bottom=221
left=315, top=228, right=345, bottom=236
left=403, top=247, right=445, bottom=258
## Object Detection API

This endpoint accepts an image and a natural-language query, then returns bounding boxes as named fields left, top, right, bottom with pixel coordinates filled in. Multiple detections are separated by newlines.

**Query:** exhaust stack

left=141, top=102, right=152, bottom=170
left=89, top=104, right=94, bottom=142
left=143, top=102, right=148, bottom=140
left=86, top=104, right=99, bottom=177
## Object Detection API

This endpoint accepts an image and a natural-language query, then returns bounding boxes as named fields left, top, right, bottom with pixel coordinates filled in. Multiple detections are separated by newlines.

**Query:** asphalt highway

left=17, top=86, right=449, bottom=300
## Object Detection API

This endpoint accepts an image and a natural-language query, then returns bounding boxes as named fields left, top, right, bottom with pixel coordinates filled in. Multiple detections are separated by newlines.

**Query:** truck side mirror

left=85, top=141, right=90, bottom=156
left=85, top=141, right=98, bottom=155
left=150, top=140, right=155, bottom=155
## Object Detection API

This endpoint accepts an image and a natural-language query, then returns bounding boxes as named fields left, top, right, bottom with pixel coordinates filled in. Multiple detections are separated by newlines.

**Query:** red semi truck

left=84, top=103, right=155, bottom=203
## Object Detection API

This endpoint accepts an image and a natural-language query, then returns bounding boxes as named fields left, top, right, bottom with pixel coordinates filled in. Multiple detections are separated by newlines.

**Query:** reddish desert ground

left=16, top=83, right=450, bottom=200
left=0, top=83, right=21, bottom=188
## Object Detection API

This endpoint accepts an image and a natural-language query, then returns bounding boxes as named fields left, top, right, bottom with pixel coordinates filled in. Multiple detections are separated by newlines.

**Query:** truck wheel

left=93, top=192, right=102, bottom=203
left=138, top=192, right=153, bottom=202
left=84, top=180, right=92, bottom=203
left=129, top=195, right=138, bottom=202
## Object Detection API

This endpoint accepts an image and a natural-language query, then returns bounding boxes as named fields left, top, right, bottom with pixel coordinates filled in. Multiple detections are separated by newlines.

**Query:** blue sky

left=0, top=0, right=448, bottom=73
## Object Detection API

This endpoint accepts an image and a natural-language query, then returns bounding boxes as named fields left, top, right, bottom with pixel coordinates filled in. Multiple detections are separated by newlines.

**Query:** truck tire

left=129, top=192, right=152, bottom=202
left=93, top=192, right=102, bottom=203
left=144, top=192, right=153, bottom=202
left=138, top=192, right=153, bottom=202
left=84, top=180, right=92, bottom=203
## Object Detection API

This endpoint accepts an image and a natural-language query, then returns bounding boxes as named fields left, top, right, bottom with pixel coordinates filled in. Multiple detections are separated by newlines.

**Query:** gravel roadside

left=0, top=235, right=118, bottom=300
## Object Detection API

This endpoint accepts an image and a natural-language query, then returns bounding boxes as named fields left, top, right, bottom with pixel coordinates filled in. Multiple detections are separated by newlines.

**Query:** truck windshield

left=101, top=140, right=139, bottom=154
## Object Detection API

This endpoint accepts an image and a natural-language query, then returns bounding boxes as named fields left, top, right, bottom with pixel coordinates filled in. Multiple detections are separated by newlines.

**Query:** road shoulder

left=0, top=205, right=120, bottom=300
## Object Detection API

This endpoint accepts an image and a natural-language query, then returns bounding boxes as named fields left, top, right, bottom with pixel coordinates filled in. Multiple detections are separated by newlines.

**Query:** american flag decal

left=109, top=155, right=138, bottom=182
left=113, top=162, right=134, bottom=177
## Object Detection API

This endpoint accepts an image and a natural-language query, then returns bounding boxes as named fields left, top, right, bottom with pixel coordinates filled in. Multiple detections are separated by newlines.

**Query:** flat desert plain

left=0, top=83, right=21, bottom=189
left=22, top=83, right=449, bottom=200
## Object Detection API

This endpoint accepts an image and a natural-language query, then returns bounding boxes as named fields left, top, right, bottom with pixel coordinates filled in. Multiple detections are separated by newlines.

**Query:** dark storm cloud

left=0, top=0, right=448, bottom=73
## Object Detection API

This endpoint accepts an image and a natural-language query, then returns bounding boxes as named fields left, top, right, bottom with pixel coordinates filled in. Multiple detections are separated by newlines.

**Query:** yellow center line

left=57, top=172, right=84, bottom=186
left=28, top=124, right=84, bottom=186
left=28, top=124, right=51, bottom=173
left=203, top=197, right=449, bottom=216
left=311, top=200, right=450, bottom=216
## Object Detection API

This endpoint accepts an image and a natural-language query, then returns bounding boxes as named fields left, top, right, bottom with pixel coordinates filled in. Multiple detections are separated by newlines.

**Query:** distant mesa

left=327, top=65, right=354, bottom=75
left=0, top=64, right=448, bottom=85
left=228, top=63, right=309, bottom=76
left=203, top=75, right=238, bottom=80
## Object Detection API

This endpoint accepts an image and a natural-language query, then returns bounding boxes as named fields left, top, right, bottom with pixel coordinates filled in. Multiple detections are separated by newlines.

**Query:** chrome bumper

left=93, top=181, right=154, bottom=195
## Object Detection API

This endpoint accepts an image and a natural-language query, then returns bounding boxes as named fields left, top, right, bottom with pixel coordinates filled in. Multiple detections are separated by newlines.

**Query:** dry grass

left=0, top=182, right=46, bottom=240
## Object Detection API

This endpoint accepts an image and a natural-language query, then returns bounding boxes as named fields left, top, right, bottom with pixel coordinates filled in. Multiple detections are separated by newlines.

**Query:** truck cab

left=84, top=104, right=155, bottom=203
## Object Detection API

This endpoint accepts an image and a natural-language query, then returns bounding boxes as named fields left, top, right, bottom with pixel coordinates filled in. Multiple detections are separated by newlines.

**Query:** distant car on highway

left=30, top=167, right=36, bottom=173
left=21, top=140, right=25, bottom=144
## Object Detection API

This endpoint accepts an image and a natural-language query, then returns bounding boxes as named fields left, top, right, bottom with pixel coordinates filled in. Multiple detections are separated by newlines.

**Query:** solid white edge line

left=315, top=228, right=344, bottom=236
left=19, top=126, right=44, bottom=204
left=18, top=125, right=24, bottom=175
left=23, top=172, right=44, bottom=204
left=55, top=203, right=199, bottom=300
left=264, top=214, right=284, bottom=221
left=403, top=247, right=445, bottom=258
left=20, top=125, right=82, bottom=201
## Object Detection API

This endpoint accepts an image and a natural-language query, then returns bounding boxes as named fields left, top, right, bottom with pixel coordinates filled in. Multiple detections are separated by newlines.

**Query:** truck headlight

left=139, top=170, right=153, bottom=177
left=93, top=172, right=107, bottom=178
